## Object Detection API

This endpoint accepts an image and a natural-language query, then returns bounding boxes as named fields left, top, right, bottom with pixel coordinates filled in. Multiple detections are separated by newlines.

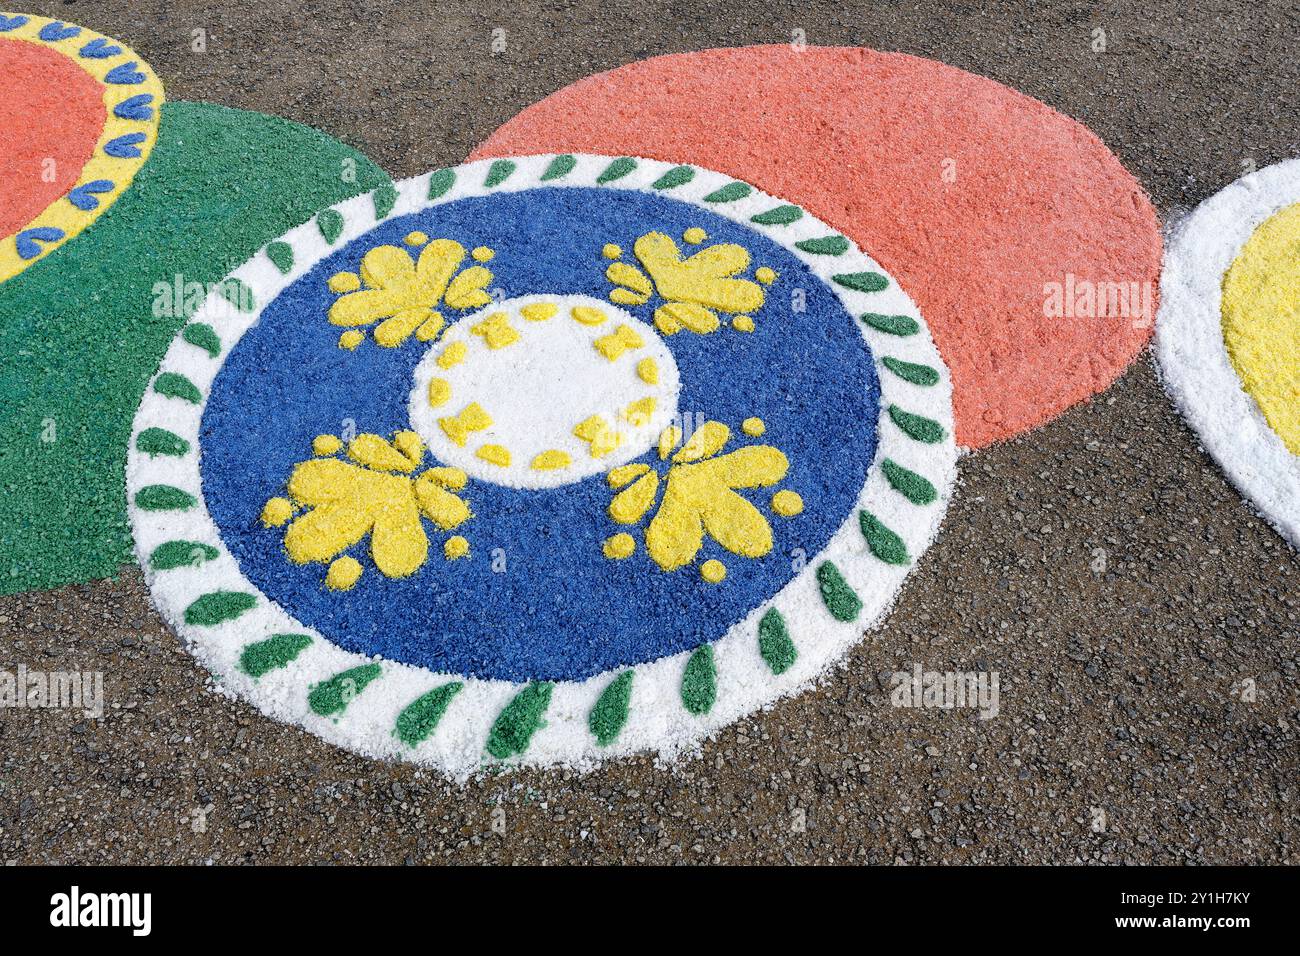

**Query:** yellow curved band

left=1221, top=201, right=1300, bottom=455
left=0, top=12, right=166, bottom=283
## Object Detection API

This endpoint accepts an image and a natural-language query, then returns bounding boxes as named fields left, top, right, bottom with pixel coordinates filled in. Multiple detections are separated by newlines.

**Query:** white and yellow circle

left=1157, top=158, right=1300, bottom=548
left=1220, top=202, right=1300, bottom=456
left=408, top=293, right=681, bottom=489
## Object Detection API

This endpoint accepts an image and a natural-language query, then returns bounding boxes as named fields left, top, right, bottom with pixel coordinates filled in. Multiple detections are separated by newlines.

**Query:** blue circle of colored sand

left=201, top=186, right=879, bottom=682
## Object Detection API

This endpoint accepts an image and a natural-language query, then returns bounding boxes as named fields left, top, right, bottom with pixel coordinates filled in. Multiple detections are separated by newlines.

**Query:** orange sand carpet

left=473, top=46, right=1162, bottom=448
left=0, top=37, right=106, bottom=237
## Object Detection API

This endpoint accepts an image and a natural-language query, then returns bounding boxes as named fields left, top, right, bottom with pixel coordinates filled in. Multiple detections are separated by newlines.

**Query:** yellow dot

left=700, top=559, right=727, bottom=583
left=339, top=330, right=365, bottom=350
left=260, top=497, right=293, bottom=527
left=476, top=444, right=511, bottom=467
left=428, top=377, right=451, bottom=408
left=771, top=490, right=804, bottom=517
left=471, top=311, right=519, bottom=349
left=636, top=358, right=659, bottom=384
left=312, top=434, right=342, bottom=456
left=472, top=246, right=495, bottom=263
left=328, top=272, right=360, bottom=293
left=531, top=449, right=572, bottom=470
left=732, top=315, right=755, bottom=333
left=326, top=556, right=363, bottom=591
left=437, top=341, right=467, bottom=369
left=755, top=267, right=776, bottom=285
left=572, top=305, right=607, bottom=325
left=623, top=396, right=656, bottom=426
left=603, top=533, right=636, bottom=559
left=521, top=302, right=558, bottom=322
left=444, top=536, right=469, bottom=560
left=741, top=417, right=765, bottom=437
left=602, top=244, right=622, bottom=259
left=404, top=231, right=429, bottom=246
left=683, top=227, right=708, bottom=245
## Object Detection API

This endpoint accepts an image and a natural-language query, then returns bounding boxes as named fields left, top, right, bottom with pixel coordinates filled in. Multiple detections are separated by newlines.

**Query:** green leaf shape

left=651, top=166, right=695, bottom=190
left=134, top=485, right=195, bottom=511
left=596, top=157, right=637, bottom=183
left=861, top=312, right=919, bottom=336
left=372, top=183, right=398, bottom=219
left=795, top=236, right=849, bottom=255
left=265, top=240, right=293, bottom=274
left=751, top=205, right=803, bottom=225
left=184, top=590, right=257, bottom=626
left=395, top=682, right=464, bottom=746
left=316, top=208, right=344, bottom=244
left=135, top=427, right=189, bottom=457
left=487, top=682, right=554, bottom=759
left=484, top=159, right=516, bottom=188
left=239, top=633, right=312, bottom=678
left=833, top=272, right=889, bottom=293
left=153, top=372, right=202, bottom=404
left=881, top=356, right=940, bottom=386
left=589, top=671, right=633, bottom=746
left=309, top=663, right=382, bottom=717
left=888, top=405, right=947, bottom=444
left=758, top=608, right=797, bottom=674
left=816, top=561, right=862, bottom=622
left=182, top=323, right=221, bottom=358
left=703, top=182, right=752, bottom=203
left=681, top=645, right=717, bottom=715
left=859, top=510, right=909, bottom=565
left=881, top=459, right=938, bottom=505
left=148, top=540, right=218, bottom=570
left=427, top=168, right=456, bottom=199
left=540, top=154, right=576, bottom=181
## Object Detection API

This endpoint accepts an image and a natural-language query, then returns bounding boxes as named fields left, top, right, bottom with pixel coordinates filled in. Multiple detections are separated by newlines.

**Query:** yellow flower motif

left=327, top=236, right=494, bottom=349
left=605, top=229, right=767, bottom=335
left=606, top=420, right=794, bottom=576
left=266, top=430, right=472, bottom=588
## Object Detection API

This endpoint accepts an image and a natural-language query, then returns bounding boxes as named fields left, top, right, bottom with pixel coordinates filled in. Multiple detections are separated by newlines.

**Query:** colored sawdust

left=471, top=45, right=1163, bottom=449
left=0, top=101, right=390, bottom=594
left=1221, top=202, right=1300, bottom=456
left=0, top=37, right=106, bottom=237
left=196, top=176, right=885, bottom=682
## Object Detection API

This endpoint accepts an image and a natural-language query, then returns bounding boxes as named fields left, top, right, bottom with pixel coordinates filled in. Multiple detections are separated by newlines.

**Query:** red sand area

left=473, top=46, right=1162, bottom=448
left=0, top=38, right=106, bottom=238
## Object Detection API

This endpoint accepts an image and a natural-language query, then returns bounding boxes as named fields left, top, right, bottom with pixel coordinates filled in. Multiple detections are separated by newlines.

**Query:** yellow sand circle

left=1221, top=202, right=1300, bottom=456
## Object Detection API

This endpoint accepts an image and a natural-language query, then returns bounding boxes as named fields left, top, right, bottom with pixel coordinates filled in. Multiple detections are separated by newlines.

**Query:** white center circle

left=409, top=293, right=681, bottom=489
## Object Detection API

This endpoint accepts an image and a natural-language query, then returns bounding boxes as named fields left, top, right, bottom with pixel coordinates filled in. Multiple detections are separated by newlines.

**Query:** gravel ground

left=1, top=0, right=1297, bottom=865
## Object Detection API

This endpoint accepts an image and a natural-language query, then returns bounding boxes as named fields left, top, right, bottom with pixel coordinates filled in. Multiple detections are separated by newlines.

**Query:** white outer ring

left=1155, top=158, right=1300, bottom=548
left=126, top=155, right=959, bottom=779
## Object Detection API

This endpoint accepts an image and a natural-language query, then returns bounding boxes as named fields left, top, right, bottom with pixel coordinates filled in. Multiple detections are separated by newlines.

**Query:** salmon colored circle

left=472, top=46, right=1163, bottom=449
left=0, top=38, right=107, bottom=239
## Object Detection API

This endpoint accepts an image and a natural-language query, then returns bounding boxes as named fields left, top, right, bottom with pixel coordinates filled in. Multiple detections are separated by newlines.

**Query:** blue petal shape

left=79, top=37, right=122, bottom=58
left=15, top=228, right=66, bottom=260
left=38, top=22, right=81, bottom=42
left=66, top=180, right=115, bottom=211
left=0, top=14, right=29, bottom=31
left=113, top=93, right=155, bottom=121
left=104, top=133, right=146, bottom=158
left=104, top=61, right=145, bottom=84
